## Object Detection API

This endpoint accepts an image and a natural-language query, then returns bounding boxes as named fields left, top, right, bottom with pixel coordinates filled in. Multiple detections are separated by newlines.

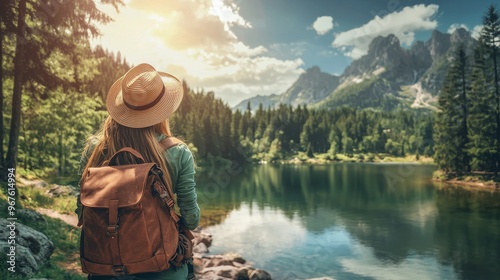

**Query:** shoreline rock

left=0, top=218, right=54, bottom=275
left=191, top=228, right=272, bottom=280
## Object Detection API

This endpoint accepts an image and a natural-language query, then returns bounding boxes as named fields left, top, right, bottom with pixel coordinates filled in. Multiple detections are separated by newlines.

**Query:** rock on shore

left=191, top=229, right=272, bottom=280
left=0, top=218, right=54, bottom=275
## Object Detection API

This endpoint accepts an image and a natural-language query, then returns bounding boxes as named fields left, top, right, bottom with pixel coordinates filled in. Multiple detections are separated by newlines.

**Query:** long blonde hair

left=82, top=116, right=175, bottom=191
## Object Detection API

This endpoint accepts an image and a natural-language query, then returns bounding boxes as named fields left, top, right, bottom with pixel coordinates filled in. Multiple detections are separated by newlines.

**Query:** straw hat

left=106, top=63, right=183, bottom=128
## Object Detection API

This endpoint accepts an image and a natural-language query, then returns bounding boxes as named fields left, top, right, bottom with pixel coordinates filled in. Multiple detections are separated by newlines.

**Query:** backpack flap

left=81, top=163, right=156, bottom=208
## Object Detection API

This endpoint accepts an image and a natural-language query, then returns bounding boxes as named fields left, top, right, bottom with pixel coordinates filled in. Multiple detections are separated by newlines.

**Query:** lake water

left=195, top=163, right=500, bottom=280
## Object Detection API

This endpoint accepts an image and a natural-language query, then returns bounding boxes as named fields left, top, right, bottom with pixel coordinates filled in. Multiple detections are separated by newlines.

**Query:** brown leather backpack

left=79, top=141, right=189, bottom=276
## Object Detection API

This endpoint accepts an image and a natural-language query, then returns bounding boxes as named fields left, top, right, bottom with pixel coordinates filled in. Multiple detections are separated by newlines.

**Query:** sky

left=91, top=0, right=495, bottom=106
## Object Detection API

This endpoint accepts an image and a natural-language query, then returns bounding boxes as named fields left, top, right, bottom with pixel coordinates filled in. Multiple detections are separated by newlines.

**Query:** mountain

left=234, top=66, right=339, bottom=111
left=420, top=28, right=475, bottom=96
left=426, top=29, right=451, bottom=61
left=279, top=66, right=340, bottom=106
left=341, top=34, right=415, bottom=85
left=233, top=93, right=281, bottom=112
left=234, top=28, right=476, bottom=112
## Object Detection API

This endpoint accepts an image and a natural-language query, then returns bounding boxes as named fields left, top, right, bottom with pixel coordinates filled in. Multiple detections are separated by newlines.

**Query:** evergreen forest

left=434, top=5, right=500, bottom=175
left=0, top=1, right=499, bottom=182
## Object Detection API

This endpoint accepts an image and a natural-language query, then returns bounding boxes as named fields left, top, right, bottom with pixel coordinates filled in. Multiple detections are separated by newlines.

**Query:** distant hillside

left=233, top=93, right=281, bottom=112
left=312, top=77, right=404, bottom=111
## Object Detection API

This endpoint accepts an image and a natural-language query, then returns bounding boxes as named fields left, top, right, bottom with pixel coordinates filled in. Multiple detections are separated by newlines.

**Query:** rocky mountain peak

left=306, top=65, right=321, bottom=74
left=426, top=30, right=451, bottom=60
left=279, top=66, right=340, bottom=106
left=342, top=34, right=413, bottom=84
left=450, top=27, right=476, bottom=54
left=409, top=41, right=432, bottom=71
left=369, top=34, right=401, bottom=53
left=295, top=66, right=335, bottom=84
left=450, top=27, right=470, bottom=43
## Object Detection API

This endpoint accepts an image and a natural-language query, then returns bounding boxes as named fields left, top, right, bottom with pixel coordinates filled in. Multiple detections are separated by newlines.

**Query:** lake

left=195, top=163, right=500, bottom=280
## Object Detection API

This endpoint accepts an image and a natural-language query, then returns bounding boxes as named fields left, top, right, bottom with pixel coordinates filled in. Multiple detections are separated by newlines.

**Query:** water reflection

left=196, top=164, right=500, bottom=280
left=433, top=186, right=500, bottom=280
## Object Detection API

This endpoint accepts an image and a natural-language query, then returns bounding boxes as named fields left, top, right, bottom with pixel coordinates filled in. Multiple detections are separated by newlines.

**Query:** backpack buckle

left=159, top=191, right=168, bottom=199
left=107, top=224, right=119, bottom=235
left=113, top=265, right=127, bottom=275
left=167, top=199, right=174, bottom=208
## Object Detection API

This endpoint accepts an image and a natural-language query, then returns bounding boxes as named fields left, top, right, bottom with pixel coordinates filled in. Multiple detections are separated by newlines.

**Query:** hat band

left=124, top=85, right=165, bottom=111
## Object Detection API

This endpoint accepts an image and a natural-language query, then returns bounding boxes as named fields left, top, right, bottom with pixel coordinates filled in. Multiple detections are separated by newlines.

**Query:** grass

left=433, top=170, right=500, bottom=188
left=277, top=152, right=434, bottom=165
left=0, top=182, right=85, bottom=280
left=17, top=184, right=77, bottom=215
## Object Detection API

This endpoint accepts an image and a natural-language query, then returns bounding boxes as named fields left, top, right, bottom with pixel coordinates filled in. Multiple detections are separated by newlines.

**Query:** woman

left=76, top=63, right=200, bottom=279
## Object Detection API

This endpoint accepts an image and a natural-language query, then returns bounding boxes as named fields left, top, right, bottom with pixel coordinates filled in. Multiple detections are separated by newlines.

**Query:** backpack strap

left=159, top=137, right=183, bottom=151
left=153, top=137, right=183, bottom=223
left=107, top=199, right=125, bottom=274
left=108, top=147, right=145, bottom=166
left=158, top=137, right=195, bottom=227
left=159, top=137, right=196, bottom=258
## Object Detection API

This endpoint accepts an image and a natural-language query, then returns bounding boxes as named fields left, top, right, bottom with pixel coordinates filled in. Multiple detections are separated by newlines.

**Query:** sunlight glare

left=209, top=0, right=251, bottom=29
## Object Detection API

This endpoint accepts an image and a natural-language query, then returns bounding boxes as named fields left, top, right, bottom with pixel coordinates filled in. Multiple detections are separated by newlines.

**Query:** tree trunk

left=5, top=0, right=27, bottom=175
left=461, top=55, right=470, bottom=172
left=0, top=20, right=5, bottom=176
left=494, top=45, right=500, bottom=172
left=58, top=131, right=63, bottom=176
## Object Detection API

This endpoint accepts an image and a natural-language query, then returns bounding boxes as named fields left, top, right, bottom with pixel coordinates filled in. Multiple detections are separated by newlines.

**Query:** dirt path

left=37, top=208, right=79, bottom=228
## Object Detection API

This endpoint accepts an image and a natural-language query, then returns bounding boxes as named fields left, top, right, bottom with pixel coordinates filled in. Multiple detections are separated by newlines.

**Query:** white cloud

left=178, top=54, right=304, bottom=106
left=312, top=16, right=334, bottom=35
left=206, top=202, right=308, bottom=264
left=332, top=4, right=439, bottom=59
left=209, top=0, right=252, bottom=29
left=92, top=0, right=304, bottom=106
left=471, top=25, right=484, bottom=39
left=448, top=23, right=468, bottom=34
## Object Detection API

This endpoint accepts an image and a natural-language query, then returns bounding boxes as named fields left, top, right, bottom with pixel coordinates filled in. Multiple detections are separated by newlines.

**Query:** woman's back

left=78, top=63, right=200, bottom=279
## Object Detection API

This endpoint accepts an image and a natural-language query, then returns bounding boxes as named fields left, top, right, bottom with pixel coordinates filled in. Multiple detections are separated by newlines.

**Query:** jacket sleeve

left=174, top=145, right=200, bottom=230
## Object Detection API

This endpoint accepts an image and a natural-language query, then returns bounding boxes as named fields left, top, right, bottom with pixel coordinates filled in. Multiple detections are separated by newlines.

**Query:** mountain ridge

left=234, top=28, right=476, bottom=112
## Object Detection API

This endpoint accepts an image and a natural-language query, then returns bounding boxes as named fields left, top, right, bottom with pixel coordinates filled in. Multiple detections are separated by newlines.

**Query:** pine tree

left=435, top=79, right=460, bottom=172
left=0, top=0, right=16, bottom=171
left=481, top=4, right=500, bottom=170
left=467, top=40, right=498, bottom=171
left=434, top=45, right=470, bottom=172
left=306, top=142, right=313, bottom=158
left=456, top=45, right=471, bottom=172
left=238, top=102, right=252, bottom=140
left=4, top=0, right=124, bottom=176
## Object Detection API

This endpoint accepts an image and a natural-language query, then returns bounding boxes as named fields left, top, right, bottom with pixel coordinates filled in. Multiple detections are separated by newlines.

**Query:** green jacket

left=157, top=134, right=200, bottom=230
left=76, top=134, right=200, bottom=280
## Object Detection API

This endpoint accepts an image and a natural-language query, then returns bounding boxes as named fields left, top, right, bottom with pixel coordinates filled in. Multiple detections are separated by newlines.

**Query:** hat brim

left=106, top=72, right=183, bottom=128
